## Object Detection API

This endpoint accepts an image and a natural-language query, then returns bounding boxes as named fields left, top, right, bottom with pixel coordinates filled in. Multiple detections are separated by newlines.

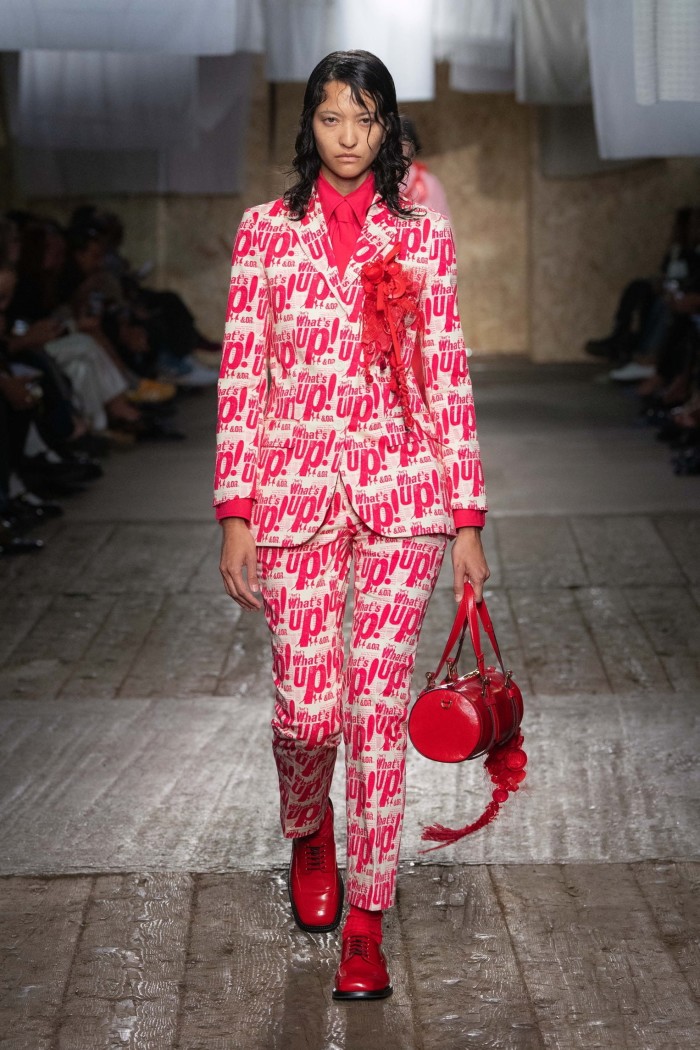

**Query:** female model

left=216, top=50, right=488, bottom=1000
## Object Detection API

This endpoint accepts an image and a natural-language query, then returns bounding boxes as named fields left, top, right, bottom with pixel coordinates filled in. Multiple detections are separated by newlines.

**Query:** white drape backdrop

left=587, top=0, right=700, bottom=158
left=633, top=0, right=700, bottom=105
left=1, top=0, right=698, bottom=194
left=7, top=54, right=253, bottom=195
left=0, top=0, right=263, bottom=54
left=515, top=0, right=590, bottom=104
left=17, top=51, right=199, bottom=150
left=263, top=0, right=435, bottom=101
left=435, top=0, right=515, bottom=93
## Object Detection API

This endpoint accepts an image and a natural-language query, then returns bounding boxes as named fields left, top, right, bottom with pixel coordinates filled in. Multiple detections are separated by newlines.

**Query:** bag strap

left=431, top=583, right=509, bottom=682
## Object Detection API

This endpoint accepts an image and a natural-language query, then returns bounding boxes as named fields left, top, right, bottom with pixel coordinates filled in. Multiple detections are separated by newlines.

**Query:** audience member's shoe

left=194, top=348, right=222, bottom=369
left=10, top=493, right=64, bottom=527
left=586, top=332, right=635, bottom=362
left=609, top=362, right=656, bottom=382
left=159, top=355, right=218, bottom=388
left=62, top=452, right=104, bottom=481
left=195, top=333, right=221, bottom=353
left=103, top=428, right=138, bottom=449
left=0, top=519, right=44, bottom=556
left=21, top=452, right=101, bottom=485
left=61, top=432, right=111, bottom=459
left=135, top=418, right=186, bottom=442
left=127, top=378, right=177, bottom=404
left=585, top=336, right=618, bottom=358
left=673, top=447, right=700, bottom=475
left=288, top=801, right=343, bottom=932
left=332, top=934, right=393, bottom=1001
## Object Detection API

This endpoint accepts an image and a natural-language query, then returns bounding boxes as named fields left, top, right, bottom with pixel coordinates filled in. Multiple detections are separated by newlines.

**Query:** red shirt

left=316, top=171, right=376, bottom=278
left=216, top=174, right=484, bottom=529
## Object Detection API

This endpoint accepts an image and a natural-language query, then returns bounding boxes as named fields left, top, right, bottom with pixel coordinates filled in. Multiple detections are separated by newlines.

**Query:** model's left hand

left=452, top=527, right=490, bottom=603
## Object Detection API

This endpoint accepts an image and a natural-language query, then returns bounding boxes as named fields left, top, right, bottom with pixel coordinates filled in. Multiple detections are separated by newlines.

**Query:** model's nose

left=339, top=122, right=358, bottom=148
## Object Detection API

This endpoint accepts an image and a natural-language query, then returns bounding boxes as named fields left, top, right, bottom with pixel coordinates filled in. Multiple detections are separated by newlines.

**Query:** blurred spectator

left=400, top=115, right=451, bottom=218
left=586, top=207, right=700, bottom=368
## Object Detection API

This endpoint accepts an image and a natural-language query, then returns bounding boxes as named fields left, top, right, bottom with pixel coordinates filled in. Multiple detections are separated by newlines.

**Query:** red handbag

left=408, top=583, right=527, bottom=850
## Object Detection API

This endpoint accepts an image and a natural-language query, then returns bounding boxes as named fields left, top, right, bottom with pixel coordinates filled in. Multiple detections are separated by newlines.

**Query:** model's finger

left=245, top=554, right=263, bottom=607
left=453, top=563, right=467, bottom=602
left=230, top=564, right=257, bottom=611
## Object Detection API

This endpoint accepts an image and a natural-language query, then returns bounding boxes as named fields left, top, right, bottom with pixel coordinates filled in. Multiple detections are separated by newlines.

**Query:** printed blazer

left=214, top=189, right=487, bottom=546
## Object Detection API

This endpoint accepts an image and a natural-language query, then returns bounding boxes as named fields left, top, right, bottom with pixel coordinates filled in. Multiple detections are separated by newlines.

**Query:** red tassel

left=419, top=734, right=527, bottom=852
left=419, top=801, right=501, bottom=852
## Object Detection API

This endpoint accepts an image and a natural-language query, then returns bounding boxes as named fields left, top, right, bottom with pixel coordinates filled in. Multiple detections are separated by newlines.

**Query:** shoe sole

left=332, top=985, right=393, bottom=1001
left=287, top=867, right=344, bottom=933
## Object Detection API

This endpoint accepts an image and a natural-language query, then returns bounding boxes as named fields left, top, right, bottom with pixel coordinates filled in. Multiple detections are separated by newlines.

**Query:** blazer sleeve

left=420, top=215, right=487, bottom=524
left=213, top=208, right=271, bottom=519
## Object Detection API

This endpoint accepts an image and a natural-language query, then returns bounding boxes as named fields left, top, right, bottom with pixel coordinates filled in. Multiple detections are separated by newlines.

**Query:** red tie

left=332, top=197, right=360, bottom=278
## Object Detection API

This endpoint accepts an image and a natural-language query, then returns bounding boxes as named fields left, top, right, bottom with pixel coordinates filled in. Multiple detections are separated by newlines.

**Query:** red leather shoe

left=288, top=802, right=343, bottom=933
left=332, top=934, right=393, bottom=1000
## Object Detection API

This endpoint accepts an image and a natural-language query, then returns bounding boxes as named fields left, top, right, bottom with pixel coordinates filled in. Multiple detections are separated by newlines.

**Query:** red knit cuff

left=215, top=497, right=253, bottom=522
left=453, top=509, right=486, bottom=529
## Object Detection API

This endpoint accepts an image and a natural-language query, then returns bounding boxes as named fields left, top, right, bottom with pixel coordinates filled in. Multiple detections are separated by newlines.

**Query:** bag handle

left=430, top=583, right=509, bottom=684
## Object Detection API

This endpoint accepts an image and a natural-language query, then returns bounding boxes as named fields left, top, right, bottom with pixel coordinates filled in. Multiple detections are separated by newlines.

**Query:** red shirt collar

left=317, top=172, right=375, bottom=227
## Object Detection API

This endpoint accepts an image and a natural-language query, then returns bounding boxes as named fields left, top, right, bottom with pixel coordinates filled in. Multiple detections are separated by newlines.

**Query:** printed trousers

left=257, top=477, right=447, bottom=910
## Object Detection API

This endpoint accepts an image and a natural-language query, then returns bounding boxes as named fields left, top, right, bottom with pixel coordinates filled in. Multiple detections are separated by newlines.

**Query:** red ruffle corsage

left=360, top=243, right=423, bottom=429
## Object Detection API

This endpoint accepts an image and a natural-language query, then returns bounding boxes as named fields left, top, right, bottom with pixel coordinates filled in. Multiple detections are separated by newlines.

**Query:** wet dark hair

left=284, top=50, right=415, bottom=220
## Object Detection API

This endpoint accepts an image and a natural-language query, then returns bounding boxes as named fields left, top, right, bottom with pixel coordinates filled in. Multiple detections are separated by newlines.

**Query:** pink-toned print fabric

left=214, top=189, right=487, bottom=540
left=258, top=478, right=447, bottom=911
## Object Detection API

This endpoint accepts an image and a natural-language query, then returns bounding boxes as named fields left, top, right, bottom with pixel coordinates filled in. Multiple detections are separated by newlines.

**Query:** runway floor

left=1, top=359, right=699, bottom=1048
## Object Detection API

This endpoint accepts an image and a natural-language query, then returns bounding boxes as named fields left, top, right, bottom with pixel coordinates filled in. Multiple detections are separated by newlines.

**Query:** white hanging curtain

left=587, top=0, right=700, bottom=158
left=537, top=106, right=643, bottom=178
left=10, top=54, right=253, bottom=196
left=159, top=53, right=254, bottom=193
left=17, top=50, right=199, bottom=150
left=0, top=0, right=264, bottom=55
left=633, top=0, right=700, bottom=105
left=449, top=63, right=514, bottom=92
left=264, top=0, right=434, bottom=100
left=434, top=0, right=515, bottom=93
left=263, top=0, right=331, bottom=82
left=515, top=0, right=590, bottom=104
left=330, top=0, right=435, bottom=101
left=434, top=0, right=514, bottom=68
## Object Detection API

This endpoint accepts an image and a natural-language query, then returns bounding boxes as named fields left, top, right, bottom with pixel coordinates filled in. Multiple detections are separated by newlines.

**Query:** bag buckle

left=425, top=671, right=436, bottom=687
left=446, top=658, right=458, bottom=681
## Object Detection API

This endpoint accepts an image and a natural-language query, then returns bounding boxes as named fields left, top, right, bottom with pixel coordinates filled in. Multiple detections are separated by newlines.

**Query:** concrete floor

left=1, top=358, right=699, bottom=1049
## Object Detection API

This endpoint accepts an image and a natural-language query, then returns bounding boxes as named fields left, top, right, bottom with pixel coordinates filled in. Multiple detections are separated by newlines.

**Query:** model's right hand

left=219, top=518, right=263, bottom=611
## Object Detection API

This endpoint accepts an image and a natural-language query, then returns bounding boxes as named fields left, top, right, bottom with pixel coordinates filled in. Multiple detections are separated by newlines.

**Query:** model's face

left=312, top=80, right=385, bottom=195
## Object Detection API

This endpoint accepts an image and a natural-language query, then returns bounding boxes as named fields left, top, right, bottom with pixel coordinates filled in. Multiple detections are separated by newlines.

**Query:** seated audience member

left=68, top=206, right=220, bottom=383
left=8, top=220, right=161, bottom=439
left=400, top=115, right=451, bottom=218
left=587, top=207, right=699, bottom=368
left=0, top=262, right=67, bottom=555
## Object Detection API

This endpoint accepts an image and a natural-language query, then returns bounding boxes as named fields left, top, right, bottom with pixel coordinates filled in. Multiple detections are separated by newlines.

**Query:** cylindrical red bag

left=408, top=583, right=527, bottom=849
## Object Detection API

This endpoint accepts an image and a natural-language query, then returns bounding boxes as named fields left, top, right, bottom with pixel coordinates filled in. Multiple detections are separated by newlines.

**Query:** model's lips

left=336, top=154, right=360, bottom=159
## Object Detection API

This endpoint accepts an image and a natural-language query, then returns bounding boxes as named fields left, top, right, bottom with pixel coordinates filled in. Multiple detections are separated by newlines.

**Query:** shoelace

left=344, top=935, right=372, bottom=960
left=304, top=843, right=328, bottom=873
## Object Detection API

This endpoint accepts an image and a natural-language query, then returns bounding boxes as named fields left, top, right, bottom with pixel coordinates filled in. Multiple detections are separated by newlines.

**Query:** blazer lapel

left=341, top=195, right=397, bottom=293
left=287, top=189, right=399, bottom=317
left=286, top=192, right=345, bottom=307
